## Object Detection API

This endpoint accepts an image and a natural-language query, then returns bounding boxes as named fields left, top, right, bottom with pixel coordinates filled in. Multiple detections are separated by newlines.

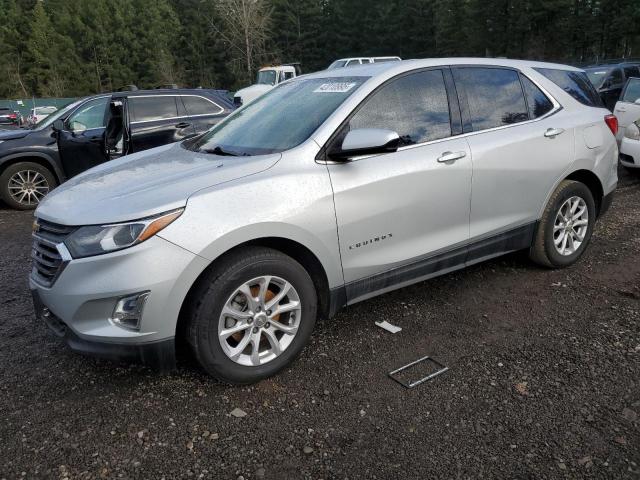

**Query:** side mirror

left=52, top=119, right=65, bottom=132
left=329, top=128, right=400, bottom=161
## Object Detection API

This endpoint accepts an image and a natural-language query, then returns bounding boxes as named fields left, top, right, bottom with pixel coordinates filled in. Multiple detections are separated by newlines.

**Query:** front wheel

left=187, top=247, right=317, bottom=384
left=0, top=162, right=57, bottom=210
left=530, top=180, right=596, bottom=268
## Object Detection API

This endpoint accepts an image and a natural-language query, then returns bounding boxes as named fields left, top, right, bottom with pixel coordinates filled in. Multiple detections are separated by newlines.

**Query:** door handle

left=544, top=127, right=565, bottom=138
left=176, top=122, right=191, bottom=129
left=437, top=151, right=466, bottom=163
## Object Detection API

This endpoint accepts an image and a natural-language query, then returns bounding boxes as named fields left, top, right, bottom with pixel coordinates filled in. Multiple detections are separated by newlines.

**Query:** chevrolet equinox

left=30, top=59, right=618, bottom=384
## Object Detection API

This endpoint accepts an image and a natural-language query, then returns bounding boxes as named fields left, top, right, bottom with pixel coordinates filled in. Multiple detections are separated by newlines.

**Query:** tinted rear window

left=535, top=68, right=603, bottom=107
left=130, top=96, right=178, bottom=122
left=453, top=67, right=528, bottom=131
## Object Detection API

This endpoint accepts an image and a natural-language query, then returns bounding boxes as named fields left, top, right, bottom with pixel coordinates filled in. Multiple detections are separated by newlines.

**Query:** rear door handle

left=544, top=128, right=565, bottom=138
left=176, top=122, right=191, bottom=129
left=437, top=151, right=466, bottom=163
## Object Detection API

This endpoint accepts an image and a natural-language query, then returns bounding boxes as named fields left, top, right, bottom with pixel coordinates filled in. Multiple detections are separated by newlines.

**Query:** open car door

left=613, top=77, right=640, bottom=143
left=105, top=98, right=130, bottom=160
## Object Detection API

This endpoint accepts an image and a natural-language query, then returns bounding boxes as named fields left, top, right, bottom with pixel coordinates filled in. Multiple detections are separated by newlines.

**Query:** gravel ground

left=1, top=168, right=639, bottom=480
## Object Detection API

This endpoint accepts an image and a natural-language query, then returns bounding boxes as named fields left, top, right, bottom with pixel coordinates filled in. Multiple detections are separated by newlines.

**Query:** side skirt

left=342, top=222, right=537, bottom=306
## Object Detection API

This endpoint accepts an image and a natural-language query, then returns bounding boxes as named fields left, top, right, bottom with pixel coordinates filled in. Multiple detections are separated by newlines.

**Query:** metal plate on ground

left=388, top=355, right=449, bottom=389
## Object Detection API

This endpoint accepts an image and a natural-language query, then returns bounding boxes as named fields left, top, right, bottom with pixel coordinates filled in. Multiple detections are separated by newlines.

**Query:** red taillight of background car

left=604, top=114, right=618, bottom=136
left=8, top=113, right=17, bottom=119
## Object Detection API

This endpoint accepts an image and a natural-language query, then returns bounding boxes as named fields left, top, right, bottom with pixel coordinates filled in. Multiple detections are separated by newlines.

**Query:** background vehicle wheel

left=186, top=247, right=317, bottom=384
left=530, top=180, right=596, bottom=268
left=0, top=162, right=57, bottom=210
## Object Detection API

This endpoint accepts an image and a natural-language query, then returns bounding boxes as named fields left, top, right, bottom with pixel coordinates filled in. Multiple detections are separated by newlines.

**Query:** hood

left=36, top=142, right=281, bottom=225
left=235, top=84, right=273, bottom=104
left=0, top=128, right=31, bottom=141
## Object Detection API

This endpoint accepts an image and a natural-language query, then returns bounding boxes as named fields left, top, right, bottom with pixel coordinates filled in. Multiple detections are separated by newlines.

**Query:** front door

left=57, top=96, right=110, bottom=178
left=613, top=77, right=640, bottom=142
left=326, top=69, right=472, bottom=303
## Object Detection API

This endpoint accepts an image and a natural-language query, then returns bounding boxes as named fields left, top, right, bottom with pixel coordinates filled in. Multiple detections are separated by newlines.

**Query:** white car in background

left=27, top=106, right=58, bottom=126
left=614, top=77, right=640, bottom=169
left=327, top=56, right=401, bottom=69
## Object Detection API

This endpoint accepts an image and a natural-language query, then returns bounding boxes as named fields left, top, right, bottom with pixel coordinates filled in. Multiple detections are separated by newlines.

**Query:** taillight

left=8, top=113, right=16, bottom=119
left=604, top=114, right=618, bottom=136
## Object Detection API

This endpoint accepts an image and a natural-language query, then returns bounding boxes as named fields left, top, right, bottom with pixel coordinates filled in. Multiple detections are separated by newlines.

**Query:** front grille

left=31, top=219, right=76, bottom=287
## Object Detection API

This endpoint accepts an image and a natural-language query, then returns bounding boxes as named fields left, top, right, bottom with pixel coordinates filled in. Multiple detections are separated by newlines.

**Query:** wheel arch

left=0, top=152, right=65, bottom=184
left=564, top=169, right=604, bottom=216
left=175, top=236, right=338, bottom=347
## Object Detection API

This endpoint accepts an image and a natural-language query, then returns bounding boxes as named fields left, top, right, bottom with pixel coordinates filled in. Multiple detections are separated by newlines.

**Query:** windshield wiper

left=201, top=145, right=248, bottom=157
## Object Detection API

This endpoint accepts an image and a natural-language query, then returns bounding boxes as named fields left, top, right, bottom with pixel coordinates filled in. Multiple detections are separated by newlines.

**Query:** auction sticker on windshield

left=314, top=82, right=357, bottom=93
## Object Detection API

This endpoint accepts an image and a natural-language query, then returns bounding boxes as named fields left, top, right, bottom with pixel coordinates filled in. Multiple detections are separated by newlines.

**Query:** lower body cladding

left=620, top=136, right=640, bottom=168
left=29, top=235, right=210, bottom=370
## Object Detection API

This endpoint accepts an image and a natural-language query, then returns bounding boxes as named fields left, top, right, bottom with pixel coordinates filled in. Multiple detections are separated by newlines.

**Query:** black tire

left=186, top=247, right=317, bottom=384
left=0, top=161, right=57, bottom=210
left=530, top=180, right=596, bottom=268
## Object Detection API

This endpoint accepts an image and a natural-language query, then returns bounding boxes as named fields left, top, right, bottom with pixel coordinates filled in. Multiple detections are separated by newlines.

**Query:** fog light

left=110, top=292, right=150, bottom=331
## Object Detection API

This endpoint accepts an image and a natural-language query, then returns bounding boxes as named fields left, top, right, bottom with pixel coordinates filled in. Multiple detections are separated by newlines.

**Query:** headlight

left=64, top=208, right=183, bottom=258
left=624, top=123, right=640, bottom=141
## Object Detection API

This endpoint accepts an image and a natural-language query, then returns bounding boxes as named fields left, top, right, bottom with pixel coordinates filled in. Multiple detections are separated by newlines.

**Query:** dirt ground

left=0, top=168, right=639, bottom=480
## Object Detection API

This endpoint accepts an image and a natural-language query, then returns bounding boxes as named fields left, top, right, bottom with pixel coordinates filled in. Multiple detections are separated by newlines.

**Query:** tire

left=186, top=247, right=318, bottom=384
left=530, top=180, right=596, bottom=268
left=0, top=162, right=57, bottom=210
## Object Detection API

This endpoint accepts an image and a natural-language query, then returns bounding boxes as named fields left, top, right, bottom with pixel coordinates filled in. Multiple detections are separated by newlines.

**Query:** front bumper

left=30, top=235, right=210, bottom=369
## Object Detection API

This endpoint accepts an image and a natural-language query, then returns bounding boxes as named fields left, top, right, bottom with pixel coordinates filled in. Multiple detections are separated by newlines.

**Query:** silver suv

left=30, top=59, right=618, bottom=384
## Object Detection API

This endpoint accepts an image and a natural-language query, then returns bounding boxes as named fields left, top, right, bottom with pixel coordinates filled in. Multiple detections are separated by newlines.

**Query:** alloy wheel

left=218, top=275, right=302, bottom=366
left=8, top=170, right=50, bottom=206
left=553, top=195, right=589, bottom=256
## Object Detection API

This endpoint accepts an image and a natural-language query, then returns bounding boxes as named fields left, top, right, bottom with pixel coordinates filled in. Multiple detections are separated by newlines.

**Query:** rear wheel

left=530, top=180, right=596, bottom=268
left=186, top=247, right=317, bottom=384
left=0, top=162, right=57, bottom=210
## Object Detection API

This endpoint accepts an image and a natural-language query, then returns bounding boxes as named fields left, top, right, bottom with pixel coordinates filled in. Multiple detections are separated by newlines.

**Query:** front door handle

left=437, top=151, right=466, bottom=163
left=176, top=122, right=191, bottom=129
left=544, top=127, right=565, bottom=138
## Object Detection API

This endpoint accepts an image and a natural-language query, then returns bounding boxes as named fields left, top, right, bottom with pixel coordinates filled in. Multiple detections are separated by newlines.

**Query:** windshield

left=585, top=68, right=609, bottom=88
left=189, top=76, right=368, bottom=156
left=257, top=70, right=277, bottom=85
left=33, top=100, right=81, bottom=130
left=328, top=60, right=347, bottom=70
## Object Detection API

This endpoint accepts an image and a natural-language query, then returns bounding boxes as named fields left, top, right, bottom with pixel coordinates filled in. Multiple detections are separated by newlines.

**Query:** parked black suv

left=0, top=89, right=234, bottom=209
left=584, top=61, right=640, bottom=110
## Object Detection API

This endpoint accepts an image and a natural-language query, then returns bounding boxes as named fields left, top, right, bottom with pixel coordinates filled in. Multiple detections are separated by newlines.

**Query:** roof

left=309, top=57, right=583, bottom=80
left=111, top=88, right=228, bottom=98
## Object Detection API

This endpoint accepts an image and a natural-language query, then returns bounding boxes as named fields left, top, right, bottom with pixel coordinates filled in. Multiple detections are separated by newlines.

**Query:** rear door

left=180, top=95, right=226, bottom=134
left=128, top=95, right=196, bottom=152
left=327, top=68, right=472, bottom=301
left=452, top=66, right=573, bottom=259
left=613, top=77, right=640, bottom=142
left=57, top=96, right=110, bottom=177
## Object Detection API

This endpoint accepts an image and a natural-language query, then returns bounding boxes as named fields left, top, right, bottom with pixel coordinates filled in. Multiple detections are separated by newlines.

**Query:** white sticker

left=314, top=82, right=357, bottom=93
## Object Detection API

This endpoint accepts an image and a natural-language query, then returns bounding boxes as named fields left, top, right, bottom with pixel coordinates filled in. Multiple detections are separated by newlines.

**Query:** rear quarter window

left=182, top=96, right=223, bottom=116
left=520, top=74, right=554, bottom=118
left=534, top=68, right=603, bottom=107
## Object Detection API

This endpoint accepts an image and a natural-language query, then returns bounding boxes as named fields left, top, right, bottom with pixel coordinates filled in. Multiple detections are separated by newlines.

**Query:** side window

left=346, top=60, right=359, bottom=67
left=130, top=96, right=178, bottom=122
left=622, top=78, right=640, bottom=103
left=534, top=68, right=603, bottom=107
left=608, top=69, right=623, bottom=87
left=453, top=67, right=528, bottom=131
left=349, top=69, right=451, bottom=145
left=67, top=97, right=109, bottom=132
left=283, top=71, right=294, bottom=81
left=182, top=96, right=223, bottom=116
left=520, top=74, right=554, bottom=118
